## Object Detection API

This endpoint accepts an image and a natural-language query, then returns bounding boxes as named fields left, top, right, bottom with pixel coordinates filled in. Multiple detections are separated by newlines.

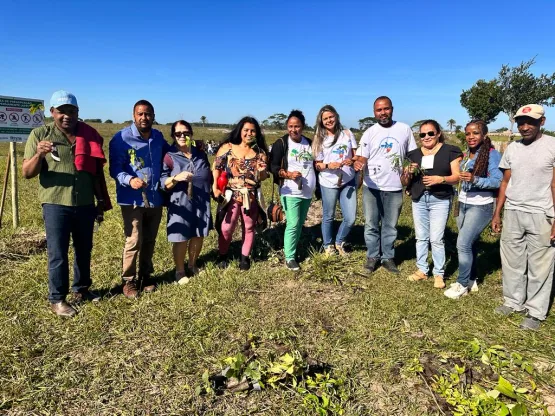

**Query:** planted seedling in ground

left=196, top=333, right=347, bottom=415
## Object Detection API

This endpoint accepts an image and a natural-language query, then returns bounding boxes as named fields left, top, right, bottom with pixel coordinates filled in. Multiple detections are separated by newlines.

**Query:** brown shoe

left=408, top=270, right=428, bottom=281
left=72, top=290, right=101, bottom=304
left=123, top=280, right=139, bottom=299
left=139, top=276, right=156, bottom=293
left=434, top=275, right=446, bottom=289
left=50, top=301, right=77, bottom=317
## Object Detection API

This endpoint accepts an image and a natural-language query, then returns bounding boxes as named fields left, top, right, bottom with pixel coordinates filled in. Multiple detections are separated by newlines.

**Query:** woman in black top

left=401, top=120, right=462, bottom=289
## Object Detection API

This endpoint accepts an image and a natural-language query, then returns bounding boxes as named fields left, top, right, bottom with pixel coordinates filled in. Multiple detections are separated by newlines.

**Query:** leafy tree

left=104, top=119, right=113, bottom=124
left=460, top=79, right=502, bottom=124
left=455, top=125, right=463, bottom=133
left=495, top=127, right=509, bottom=133
left=84, top=118, right=102, bottom=123
left=497, top=57, right=555, bottom=132
left=200, top=116, right=206, bottom=127
left=447, top=119, right=456, bottom=132
left=358, top=117, right=378, bottom=131
left=411, top=120, right=428, bottom=131
left=267, top=113, right=287, bottom=130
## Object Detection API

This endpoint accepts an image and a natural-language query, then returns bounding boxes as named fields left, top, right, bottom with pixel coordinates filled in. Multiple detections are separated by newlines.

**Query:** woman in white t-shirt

left=313, top=105, right=358, bottom=256
left=444, top=120, right=502, bottom=299
left=269, top=110, right=316, bottom=271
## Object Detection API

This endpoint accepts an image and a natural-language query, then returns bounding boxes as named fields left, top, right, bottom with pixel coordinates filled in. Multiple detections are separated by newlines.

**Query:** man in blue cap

left=22, top=90, right=111, bottom=317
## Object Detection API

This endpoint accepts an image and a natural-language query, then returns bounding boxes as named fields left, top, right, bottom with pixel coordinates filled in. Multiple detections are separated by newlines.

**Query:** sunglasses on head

left=419, top=131, right=436, bottom=138
left=174, top=132, right=192, bottom=138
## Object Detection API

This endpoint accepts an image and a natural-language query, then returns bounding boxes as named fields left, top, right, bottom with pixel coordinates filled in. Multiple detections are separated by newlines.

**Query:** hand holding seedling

left=491, top=214, right=502, bottom=233
left=404, top=163, right=420, bottom=175
left=130, top=177, right=146, bottom=189
left=341, top=158, right=354, bottom=167
left=354, top=160, right=365, bottom=171
left=174, top=171, right=193, bottom=182
left=36, top=141, right=53, bottom=157
left=459, top=172, right=474, bottom=183
left=288, top=171, right=302, bottom=180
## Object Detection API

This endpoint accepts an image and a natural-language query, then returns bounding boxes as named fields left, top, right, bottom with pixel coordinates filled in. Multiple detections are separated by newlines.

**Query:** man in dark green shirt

left=23, top=90, right=107, bottom=317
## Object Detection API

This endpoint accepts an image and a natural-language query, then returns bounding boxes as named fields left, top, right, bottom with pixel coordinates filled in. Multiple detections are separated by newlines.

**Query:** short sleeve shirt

left=316, top=130, right=357, bottom=189
left=23, top=123, right=96, bottom=206
left=355, top=121, right=417, bottom=191
left=499, top=134, right=555, bottom=216
left=406, top=144, right=463, bottom=200
left=280, top=137, right=316, bottom=199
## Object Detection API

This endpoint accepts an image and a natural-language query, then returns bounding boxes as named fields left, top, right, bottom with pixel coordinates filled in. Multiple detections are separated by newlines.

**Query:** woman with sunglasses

left=444, top=120, right=502, bottom=299
left=212, top=116, right=269, bottom=271
left=312, top=105, right=358, bottom=257
left=161, top=120, right=213, bottom=283
left=401, top=120, right=462, bottom=288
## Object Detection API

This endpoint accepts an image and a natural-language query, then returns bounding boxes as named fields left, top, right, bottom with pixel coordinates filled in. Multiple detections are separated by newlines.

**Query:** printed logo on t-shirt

left=379, top=137, right=400, bottom=154
left=290, top=148, right=313, bottom=162
left=331, top=144, right=348, bottom=161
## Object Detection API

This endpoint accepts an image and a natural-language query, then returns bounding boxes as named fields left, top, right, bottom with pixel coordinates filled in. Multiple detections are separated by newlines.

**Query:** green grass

left=0, top=124, right=554, bottom=415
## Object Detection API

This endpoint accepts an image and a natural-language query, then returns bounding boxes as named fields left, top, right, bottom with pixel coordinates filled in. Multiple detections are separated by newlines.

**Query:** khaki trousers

left=120, top=205, right=163, bottom=280
left=500, top=209, right=555, bottom=320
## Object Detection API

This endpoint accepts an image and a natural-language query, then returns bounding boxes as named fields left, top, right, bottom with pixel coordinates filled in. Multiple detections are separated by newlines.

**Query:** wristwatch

left=441, top=177, right=446, bottom=184
left=171, top=176, right=178, bottom=185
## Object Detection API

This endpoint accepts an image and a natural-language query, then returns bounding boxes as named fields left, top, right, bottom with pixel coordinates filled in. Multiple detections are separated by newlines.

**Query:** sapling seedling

left=453, top=151, right=471, bottom=217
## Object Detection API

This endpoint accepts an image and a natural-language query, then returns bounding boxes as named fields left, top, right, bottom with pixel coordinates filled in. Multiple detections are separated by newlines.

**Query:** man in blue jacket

left=109, top=100, right=170, bottom=299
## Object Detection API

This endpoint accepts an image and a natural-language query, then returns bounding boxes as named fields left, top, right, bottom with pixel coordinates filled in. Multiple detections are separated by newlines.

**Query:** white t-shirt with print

left=356, top=121, right=417, bottom=191
left=280, top=137, right=316, bottom=199
left=316, top=130, right=358, bottom=189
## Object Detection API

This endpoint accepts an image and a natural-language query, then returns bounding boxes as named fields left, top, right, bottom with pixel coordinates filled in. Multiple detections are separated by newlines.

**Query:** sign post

left=0, top=96, right=44, bottom=229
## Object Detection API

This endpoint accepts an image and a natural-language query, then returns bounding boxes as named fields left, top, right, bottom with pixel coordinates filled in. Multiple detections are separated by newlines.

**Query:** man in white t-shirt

left=354, top=96, right=417, bottom=274
left=492, top=104, right=555, bottom=331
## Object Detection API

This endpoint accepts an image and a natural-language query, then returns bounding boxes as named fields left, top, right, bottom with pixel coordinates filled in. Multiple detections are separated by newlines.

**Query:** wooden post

left=10, top=142, right=19, bottom=228
left=0, top=152, right=10, bottom=228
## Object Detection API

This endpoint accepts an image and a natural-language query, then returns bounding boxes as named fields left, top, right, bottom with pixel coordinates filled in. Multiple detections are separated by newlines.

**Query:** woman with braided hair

left=444, top=120, right=503, bottom=299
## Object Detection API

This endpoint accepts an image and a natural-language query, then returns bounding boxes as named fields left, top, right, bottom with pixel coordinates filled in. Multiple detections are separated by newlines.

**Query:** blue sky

left=1, top=0, right=555, bottom=131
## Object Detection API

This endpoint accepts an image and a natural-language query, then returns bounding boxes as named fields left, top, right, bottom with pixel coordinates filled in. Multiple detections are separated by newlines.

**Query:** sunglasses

left=419, top=131, right=436, bottom=138
left=174, top=132, right=192, bottom=138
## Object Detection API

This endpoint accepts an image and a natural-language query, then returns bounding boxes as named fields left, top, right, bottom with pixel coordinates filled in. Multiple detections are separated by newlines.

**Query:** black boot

left=217, top=254, right=229, bottom=269
left=239, top=255, right=251, bottom=271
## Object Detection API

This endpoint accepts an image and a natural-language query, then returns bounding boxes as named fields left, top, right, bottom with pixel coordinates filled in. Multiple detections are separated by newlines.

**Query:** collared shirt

left=109, top=123, right=170, bottom=207
left=23, top=122, right=95, bottom=206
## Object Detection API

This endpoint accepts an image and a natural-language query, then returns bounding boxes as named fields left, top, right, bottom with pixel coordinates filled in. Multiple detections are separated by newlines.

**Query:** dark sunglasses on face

left=419, top=131, right=436, bottom=138
left=174, top=132, right=192, bottom=138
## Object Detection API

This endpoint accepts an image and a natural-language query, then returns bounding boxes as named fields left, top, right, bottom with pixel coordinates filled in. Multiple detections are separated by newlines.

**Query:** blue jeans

left=42, top=204, right=96, bottom=302
left=320, top=179, right=357, bottom=248
left=362, top=187, right=403, bottom=260
left=456, top=202, right=493, bottom=287
left=412, top=193, right=451, bottom=276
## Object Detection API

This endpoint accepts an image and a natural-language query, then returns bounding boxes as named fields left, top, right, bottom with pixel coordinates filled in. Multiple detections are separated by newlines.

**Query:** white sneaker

left=470, top=280, right=479, bottom=292
left=444, top=282, right=468, bottom=299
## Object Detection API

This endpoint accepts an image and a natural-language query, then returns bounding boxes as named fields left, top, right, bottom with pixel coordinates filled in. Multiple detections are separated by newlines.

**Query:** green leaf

left=280, top=353, right=295, bottom=365
left=496, top=402, right=510, bottom=416
left=481, top=353, right=491, bottom=365
left=509, top=403, right=524, bottom=416
left=496, top=376, right=517, bottom=399
left=487, top=389, right=500, bottom=398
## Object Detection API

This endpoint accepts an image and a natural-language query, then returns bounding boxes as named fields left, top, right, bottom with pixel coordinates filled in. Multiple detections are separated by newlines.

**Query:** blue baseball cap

left=50, top=90, right=79, bottom=109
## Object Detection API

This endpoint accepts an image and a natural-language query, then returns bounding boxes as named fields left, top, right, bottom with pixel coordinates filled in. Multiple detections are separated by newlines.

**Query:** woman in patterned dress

left=212, top=116, right=269, bottom=270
